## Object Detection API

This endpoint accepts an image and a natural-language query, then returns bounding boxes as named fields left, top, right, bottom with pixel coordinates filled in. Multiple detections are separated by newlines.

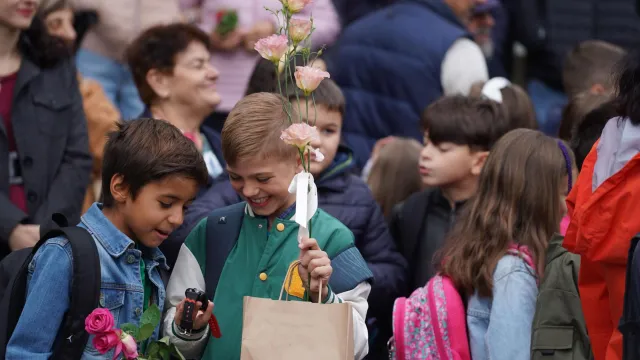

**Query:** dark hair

left=285, top=77, right=345, bottom=115
left=421, top=95, right=509, bottom=151
left=559, top=91, right=613, bottom=141
left=468, top=81, right=537, bottom=130
left=126, top=23, right=211, bottom=106
left=246, top=57, right=278, bottom=95
left=101, top=118, right=209, bottom=207
left=570, top=101, right=617, bottom=170
left=614, top=51, right=640, bottom=125
left=18, top=15, right=71, bottom=68
left=563, top=40, right=626, bottom=97
left=439, top=129, right=569, bottom=297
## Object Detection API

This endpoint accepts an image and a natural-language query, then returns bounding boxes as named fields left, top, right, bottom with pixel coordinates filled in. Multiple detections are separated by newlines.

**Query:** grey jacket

left=0, top=58, right=92, bottom=260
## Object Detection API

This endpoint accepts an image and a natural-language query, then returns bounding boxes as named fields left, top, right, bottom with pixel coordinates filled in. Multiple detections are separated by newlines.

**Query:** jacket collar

left=546, top=233, right=567, bottom=266
left=432, top=187, right=467, bottom=211
left=81, top=203, right=169, bottom=268
left=411, top=0, right=467, bottom=30
left=0, top=58, right=41, bottom=138
left=317, top=145, right=356, bottom=190
left=14, top=58, right=40, bottom=98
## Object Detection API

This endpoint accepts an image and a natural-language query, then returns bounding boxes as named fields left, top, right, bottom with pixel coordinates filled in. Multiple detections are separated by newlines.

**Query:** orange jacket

left=78, top=76, right=120, bottom=213
left=564, top=138, right=640, bottom=360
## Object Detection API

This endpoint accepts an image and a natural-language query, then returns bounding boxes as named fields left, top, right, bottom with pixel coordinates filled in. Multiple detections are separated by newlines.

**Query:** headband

left=557, top=141, right=573, bottom=192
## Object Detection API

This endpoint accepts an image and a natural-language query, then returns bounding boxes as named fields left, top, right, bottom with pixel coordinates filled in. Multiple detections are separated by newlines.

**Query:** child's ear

left=109, top=174, right=130, bottom=203
left=470, top=151, right=489, bottom=176
left=146, top=69, right=171, bottom=99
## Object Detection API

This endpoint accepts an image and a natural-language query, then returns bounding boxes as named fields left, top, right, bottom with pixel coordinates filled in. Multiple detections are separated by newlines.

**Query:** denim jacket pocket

left=83, top=289, right=126, bottom=357
left=99, top=288, right=126, bottom=321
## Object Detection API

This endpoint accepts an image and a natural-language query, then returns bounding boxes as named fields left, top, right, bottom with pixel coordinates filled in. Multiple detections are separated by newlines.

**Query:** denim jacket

left=6, top=203, right=169, bottom=359
left=466, top=255, right=538, bottom=360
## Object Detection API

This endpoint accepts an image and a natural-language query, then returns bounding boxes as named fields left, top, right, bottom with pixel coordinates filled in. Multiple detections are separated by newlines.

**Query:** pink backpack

left=389, top=245, right=536, bottom=360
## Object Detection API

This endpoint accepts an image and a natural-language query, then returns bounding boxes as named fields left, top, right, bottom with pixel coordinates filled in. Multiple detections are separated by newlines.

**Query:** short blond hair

left=222, top=93, right=298, bottom=166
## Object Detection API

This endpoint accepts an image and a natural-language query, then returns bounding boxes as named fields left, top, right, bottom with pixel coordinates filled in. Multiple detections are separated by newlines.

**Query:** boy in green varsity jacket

left=163, top=93, right=374, bottom=359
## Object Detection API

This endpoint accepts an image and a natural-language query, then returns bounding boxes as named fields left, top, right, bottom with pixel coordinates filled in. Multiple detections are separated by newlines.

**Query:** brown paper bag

left=240, top=262, right=354, bottom=360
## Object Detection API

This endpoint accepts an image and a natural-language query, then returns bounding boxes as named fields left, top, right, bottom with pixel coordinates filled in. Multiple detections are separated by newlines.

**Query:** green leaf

left=170, top=344, right=186, bottom=360
left=140, top=304, right=161, bottom=327
left=146, top=342, right=160, bottom=358
left=120, top=323, right=139, bottom=340
left=157, top=336, right=170, bottom=345
left=159, top=347, right=170, bottom=360
left=137, top=323, right=156, bottom=342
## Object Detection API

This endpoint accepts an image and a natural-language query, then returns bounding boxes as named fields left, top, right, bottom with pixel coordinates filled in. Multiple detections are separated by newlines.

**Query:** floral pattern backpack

left=389, top=245, right=535, bottom=360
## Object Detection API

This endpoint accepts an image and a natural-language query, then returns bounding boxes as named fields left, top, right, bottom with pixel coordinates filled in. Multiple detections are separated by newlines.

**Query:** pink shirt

left=180, top=0, right=340, bottom=112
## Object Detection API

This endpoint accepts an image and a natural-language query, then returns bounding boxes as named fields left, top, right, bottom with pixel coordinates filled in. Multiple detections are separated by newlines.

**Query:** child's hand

left=175, top=299, right=214, bottom=331
left=211, top=29, right=245, bottom=51
left=298, top=236, right=332, bottom=303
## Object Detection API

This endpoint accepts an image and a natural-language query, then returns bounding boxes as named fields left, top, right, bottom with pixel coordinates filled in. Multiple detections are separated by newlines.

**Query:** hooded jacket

left=563, top=117, right=640, bottom=360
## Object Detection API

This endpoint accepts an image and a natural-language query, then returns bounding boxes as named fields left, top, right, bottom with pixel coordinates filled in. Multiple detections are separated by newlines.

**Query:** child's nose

left=310, top=135, right=321, bottom=148
left=168, top=208, right=184, bottom=226
left=242, top=184, right=260, bottom=198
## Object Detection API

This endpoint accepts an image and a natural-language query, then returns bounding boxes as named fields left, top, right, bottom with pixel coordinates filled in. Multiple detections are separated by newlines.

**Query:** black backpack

left=0, top=214, right=101, bottom=360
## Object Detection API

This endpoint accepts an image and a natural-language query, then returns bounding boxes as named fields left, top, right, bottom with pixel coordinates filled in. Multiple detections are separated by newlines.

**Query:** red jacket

left=564, top=138, right=640, bottom=360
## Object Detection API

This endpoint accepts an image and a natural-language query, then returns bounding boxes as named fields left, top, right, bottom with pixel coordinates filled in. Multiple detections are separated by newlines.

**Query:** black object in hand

left=181, top=288, right=208, bottom=332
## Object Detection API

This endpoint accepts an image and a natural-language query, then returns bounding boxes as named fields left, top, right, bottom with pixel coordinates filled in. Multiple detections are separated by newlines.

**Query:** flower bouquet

left=85, top=306, right=184, bottom=360
left=254, top=0, right=330, bottom=242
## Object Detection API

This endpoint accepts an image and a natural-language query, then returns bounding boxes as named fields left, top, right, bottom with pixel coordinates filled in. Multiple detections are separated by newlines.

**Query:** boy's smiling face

left=291, top=101, right=342, bottom=177
left=227, top=155, right=301, bottom=220
left=107, top=174, right=200, bottom=248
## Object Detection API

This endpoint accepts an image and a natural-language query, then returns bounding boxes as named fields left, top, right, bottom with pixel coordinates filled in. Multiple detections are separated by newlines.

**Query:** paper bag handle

left=278, top=260, right=323, bottom=304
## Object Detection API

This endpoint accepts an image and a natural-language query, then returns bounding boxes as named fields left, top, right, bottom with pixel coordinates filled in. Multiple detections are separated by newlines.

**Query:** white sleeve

left=325, top=282, right=372, bottom=360
left=162, top=245, right=209, bottom=359
left=440, top=38, right=489, bottom=96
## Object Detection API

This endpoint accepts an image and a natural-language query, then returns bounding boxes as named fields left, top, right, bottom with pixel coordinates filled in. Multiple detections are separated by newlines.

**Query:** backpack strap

left=47, top=226, right=101, bottom=360
left=204, top=202, right=246, bottom=301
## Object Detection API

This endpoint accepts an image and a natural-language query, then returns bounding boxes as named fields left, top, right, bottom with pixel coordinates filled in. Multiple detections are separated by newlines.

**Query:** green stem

left=311, top=93, right=317, bottom=126
left=305, top=91, right=310, bottom=125
left=292, top=52, right=302, bottom=123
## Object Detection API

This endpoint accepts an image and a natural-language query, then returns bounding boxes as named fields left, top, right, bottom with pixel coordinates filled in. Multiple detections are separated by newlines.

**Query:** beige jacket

left=70, top=0, right=183, bottom=62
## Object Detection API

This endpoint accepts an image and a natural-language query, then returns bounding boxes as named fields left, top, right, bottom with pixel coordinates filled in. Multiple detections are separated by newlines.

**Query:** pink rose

left=255, top=34, right=289, bottom=64
left=280, top=123, right=320, bottom=149
left=85, top=308, right=115, bottom=335
left=92, top=329, right=121, bottom=355
left=283, top=0, right=313, bottom=13
left=294, top=66, right=330, bottom=95
left=289, top=18, right=312, bottom=43
left=120, top=333, right=139, bottom=360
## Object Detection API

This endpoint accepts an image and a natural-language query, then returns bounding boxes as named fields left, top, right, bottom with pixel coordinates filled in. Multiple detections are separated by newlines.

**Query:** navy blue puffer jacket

left=328, top=0, right=468, bottom=169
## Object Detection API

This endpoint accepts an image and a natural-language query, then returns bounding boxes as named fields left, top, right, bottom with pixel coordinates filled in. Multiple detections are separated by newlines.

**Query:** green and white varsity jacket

left=162, top=203, right=374, bottom=359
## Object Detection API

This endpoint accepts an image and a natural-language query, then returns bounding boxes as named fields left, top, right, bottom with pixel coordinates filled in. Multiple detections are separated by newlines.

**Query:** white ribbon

left=481, top=77, right=511, bottom=103
left=288, top=171, right=318, bottom=244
